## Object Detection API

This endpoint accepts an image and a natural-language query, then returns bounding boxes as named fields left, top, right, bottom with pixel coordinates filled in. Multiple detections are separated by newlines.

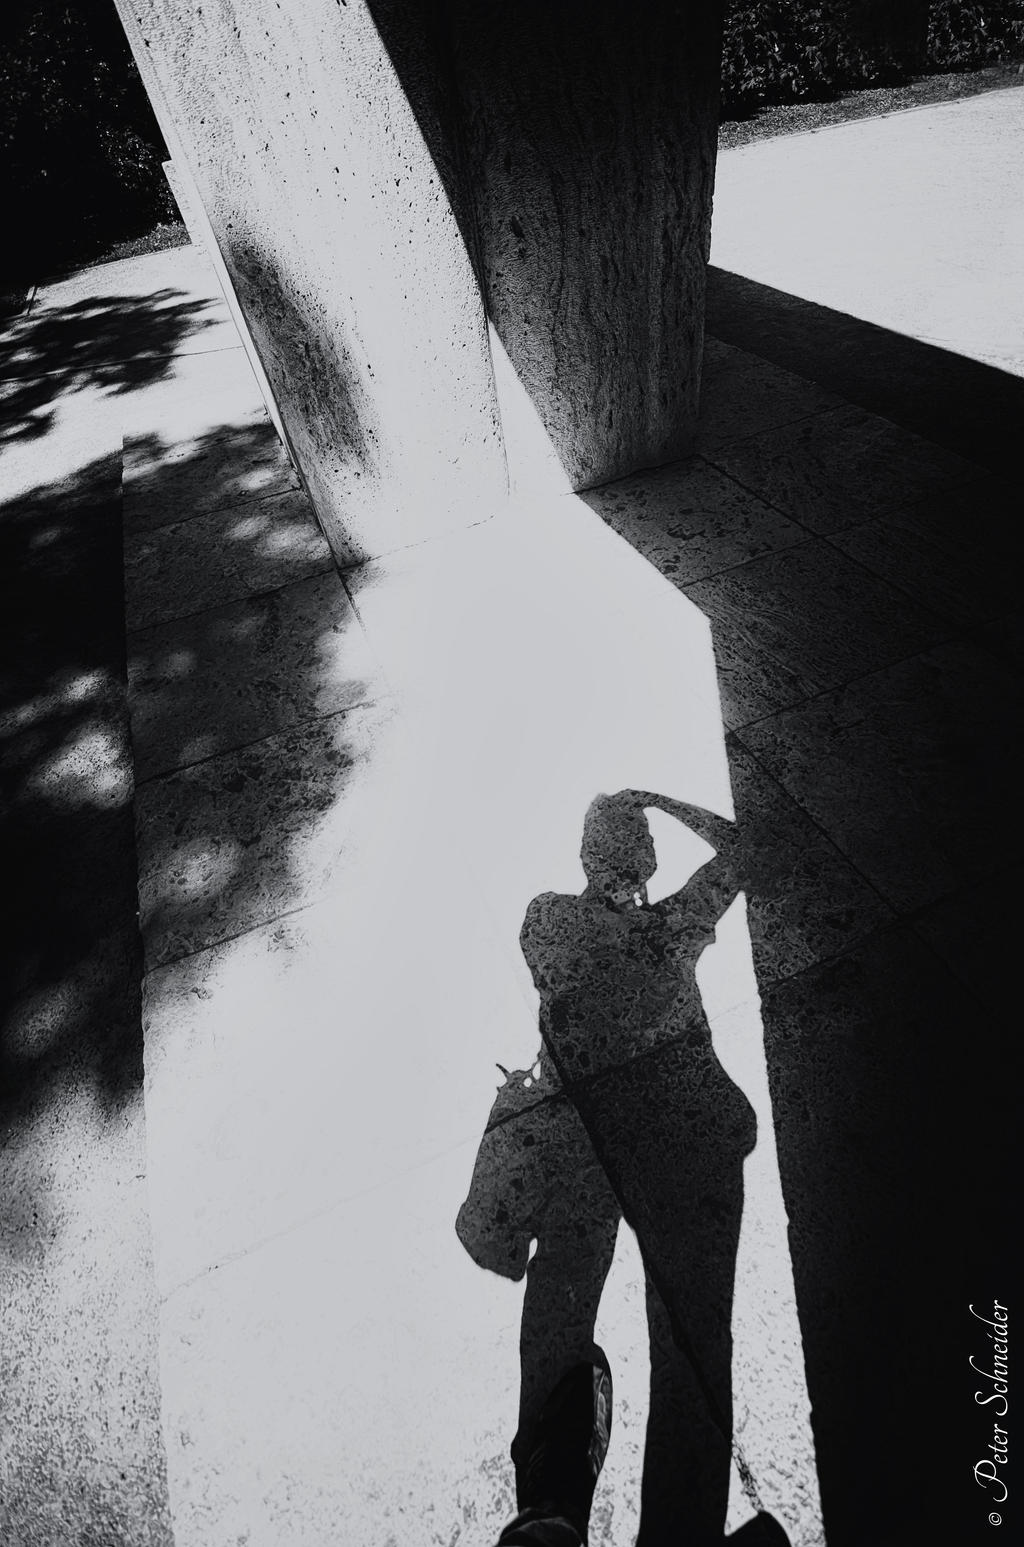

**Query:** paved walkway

left=1, top=247, right=295, bottom=1547
left=712, top=85, right=1024, bottom=377
left=2, top=88, right=1018, bottom=1547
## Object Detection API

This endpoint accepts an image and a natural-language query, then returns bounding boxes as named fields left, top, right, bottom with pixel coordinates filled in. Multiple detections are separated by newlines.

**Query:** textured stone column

left=368, top=0, right=725, bottom=490
left=114, top=0, right=507, bottom=565
left=440, top=0, right=725, bottom=488
left=118, top=0, right=723, bottom=541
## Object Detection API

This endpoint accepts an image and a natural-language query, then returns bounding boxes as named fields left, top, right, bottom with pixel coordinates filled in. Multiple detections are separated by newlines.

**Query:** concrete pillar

left=117, top=1, right=723, bottom=551
left=438, top=0, right=724, bottom=488
left=115, top=0, right=508, bottom=564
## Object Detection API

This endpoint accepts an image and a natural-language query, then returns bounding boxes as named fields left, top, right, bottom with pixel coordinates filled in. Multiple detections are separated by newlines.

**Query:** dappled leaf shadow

left=1, top=409, right=371, bottom=1153
left=1, top=451, right=140, bottom=1124
left=1, top=396, right=380, bottom=1547
left=117, top=423, right=377, bottom=976
left=123, top=418, right=302, bottom=533
left=0, top=288, right=218, bottom=445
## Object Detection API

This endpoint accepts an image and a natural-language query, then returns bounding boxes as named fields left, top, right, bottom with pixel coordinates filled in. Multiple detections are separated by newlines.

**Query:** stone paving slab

left=697, top=338, right=843, bottom=448
left=141, top=843, right=538, bottom=1294
left=827, top=475, right=1018, bottom=627
left=735, top=639, right=1015, bottom=913
left=135, top=699, right=395, bottom=969
left=684, top=537, right=948, bottom=729
left=725, top=738, right=893, bottom=987
left=705, top=402, right=983, bottom=534
left=127, top=569, right=383, bottom=781
left=123, top=415, right=300, bottom=533
left=908, top=863, right=1019, bottom=1012
left=582, top=456, right=805, bottom=583
left=124, top=486, right=332, bottom=631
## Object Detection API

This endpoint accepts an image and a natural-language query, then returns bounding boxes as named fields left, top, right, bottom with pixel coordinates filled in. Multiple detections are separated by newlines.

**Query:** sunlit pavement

left=711, top=86, right=1024, bottom=379
left=2, top=85, right=1019, bottom=1547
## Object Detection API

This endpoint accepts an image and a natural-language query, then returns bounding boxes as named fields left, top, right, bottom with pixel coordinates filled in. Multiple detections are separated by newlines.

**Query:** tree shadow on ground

left=0, top=288, right=218, bottom=445
left=0, top=281, right=238, bottom=1123
left=0, top=294, right=374, bottom=1536
left=1, top=450, right=140, bottom=1121
left=1, top=409, right=368, bottom=1161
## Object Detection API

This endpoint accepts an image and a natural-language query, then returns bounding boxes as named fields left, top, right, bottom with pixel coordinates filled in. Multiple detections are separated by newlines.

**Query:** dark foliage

left=721, top=0, right=1024, bottom=117
left=928, top=0, right=1024, bottom=66
left=723, top=3, right=878, bottom=118
left=0, top=2, right=173, bottom=282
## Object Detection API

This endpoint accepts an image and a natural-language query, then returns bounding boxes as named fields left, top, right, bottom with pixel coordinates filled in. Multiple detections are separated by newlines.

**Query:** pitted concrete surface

left=712, top=86, right=1024, bottom=378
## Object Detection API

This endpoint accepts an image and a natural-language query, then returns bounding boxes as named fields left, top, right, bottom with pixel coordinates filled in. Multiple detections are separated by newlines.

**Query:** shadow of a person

left=459, top=792, right=774, bottom=1545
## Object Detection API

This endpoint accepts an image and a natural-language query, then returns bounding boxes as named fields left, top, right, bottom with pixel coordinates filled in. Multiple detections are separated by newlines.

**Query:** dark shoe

left=727, top=1512, right=792, bottom=1545
left=497, top=1511, right=585, bottom=1546
left=511, top=1350, right=613, bottom=1542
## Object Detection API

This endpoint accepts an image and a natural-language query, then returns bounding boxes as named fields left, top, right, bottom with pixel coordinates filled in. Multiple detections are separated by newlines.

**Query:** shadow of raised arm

left=614, top=789, right=737, bottom=852
left=612, top=789, right=748, bottom=913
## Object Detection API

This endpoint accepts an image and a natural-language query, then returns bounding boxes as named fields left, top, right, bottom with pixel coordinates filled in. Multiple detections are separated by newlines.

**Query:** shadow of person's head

left=580, top=792, right=655, bottom=897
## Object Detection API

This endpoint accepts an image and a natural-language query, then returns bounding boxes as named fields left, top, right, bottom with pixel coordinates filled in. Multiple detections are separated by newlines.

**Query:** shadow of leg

left=570, top=1043, right=753, bottom=1546
left=516, top=1183, right=620, bottom=1444
left=637, top=1269, right=732, bottom=1547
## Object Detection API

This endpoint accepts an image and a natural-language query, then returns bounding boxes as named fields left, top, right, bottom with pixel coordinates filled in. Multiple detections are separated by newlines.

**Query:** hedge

left=722, top=1, right=1024, bottom=117
left=1, top=3, right=174, bottom=278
